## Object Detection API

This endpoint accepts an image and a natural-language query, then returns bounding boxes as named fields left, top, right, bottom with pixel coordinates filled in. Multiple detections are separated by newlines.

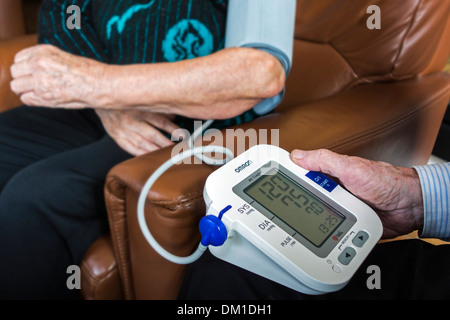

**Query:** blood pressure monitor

left=203, top=145, right=383, bottom=295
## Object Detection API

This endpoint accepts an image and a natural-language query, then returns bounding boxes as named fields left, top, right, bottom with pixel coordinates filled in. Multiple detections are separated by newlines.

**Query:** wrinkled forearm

left=94, top=47, right=285, bottom=119
left=391, top=167, right=424, bottom=232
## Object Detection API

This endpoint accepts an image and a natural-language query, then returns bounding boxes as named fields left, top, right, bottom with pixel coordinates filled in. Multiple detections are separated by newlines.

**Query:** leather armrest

left=80, top=234, right=124, bottom=300
left=105, top=148, right=215, bottom=299
left=105, top=72, right=450, bottom=300
left=0, top=34, right=37, bottom=112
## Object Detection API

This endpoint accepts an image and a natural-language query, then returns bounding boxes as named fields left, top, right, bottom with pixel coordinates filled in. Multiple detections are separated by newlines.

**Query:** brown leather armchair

left=0, top=0, right=449, bottom=300
left=0, top=0, right=38, bottom=112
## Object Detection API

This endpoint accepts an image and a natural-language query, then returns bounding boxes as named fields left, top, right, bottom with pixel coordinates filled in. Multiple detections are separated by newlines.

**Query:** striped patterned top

left=37, top=0, right=259, bottom=131
left=414, top=163, right=450, bottom=240
left=38, top=0, right=229, bottom=64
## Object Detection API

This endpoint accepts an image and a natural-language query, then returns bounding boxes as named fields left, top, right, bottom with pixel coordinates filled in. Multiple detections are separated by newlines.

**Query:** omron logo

left=235, top=160, right=253, bottom=173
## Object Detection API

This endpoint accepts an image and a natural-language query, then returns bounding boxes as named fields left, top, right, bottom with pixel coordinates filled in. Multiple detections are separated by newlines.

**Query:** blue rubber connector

left=199, top=216, right=228, bottom=247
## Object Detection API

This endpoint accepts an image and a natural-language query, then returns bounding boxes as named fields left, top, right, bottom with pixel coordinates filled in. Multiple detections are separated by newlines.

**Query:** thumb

left=290, top=149, right=348, bottom=180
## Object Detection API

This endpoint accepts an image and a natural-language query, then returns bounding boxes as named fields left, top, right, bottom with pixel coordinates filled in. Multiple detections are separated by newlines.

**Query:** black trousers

left=0, top=106, right=132, bottom=299
left=178, top=239, right=450, bottom=300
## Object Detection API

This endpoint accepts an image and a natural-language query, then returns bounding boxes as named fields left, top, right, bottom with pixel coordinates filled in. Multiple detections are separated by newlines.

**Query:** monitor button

left=332, top=264, right=342, bottom=273
left=352, top=231, right=369, bottom=248
left=338, top=247, right=356, bottom=265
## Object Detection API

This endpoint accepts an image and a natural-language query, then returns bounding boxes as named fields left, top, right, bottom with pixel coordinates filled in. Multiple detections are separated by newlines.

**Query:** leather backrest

left=0, top=0, right=26, bottom=40
left=281, top=0, right=450, bottom=109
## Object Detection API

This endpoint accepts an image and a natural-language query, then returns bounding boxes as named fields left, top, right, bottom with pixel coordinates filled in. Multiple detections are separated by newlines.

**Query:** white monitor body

left=203, top=145, right=383, bottom=295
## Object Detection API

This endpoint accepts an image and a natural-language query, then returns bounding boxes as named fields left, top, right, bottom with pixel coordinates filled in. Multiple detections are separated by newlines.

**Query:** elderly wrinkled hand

left=95, top=109, right=181, bottom=156
left=10, top=44, right=105, bottom=109
left=290, top=149, right=424, bottom=239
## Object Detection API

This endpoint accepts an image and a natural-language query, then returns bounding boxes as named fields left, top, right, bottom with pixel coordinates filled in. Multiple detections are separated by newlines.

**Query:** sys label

left=238, top=203, right=255, bottom=215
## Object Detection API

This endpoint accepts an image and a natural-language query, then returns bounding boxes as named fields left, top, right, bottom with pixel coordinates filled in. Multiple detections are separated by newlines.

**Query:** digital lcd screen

left=244, top=168, right=345, bottom=247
